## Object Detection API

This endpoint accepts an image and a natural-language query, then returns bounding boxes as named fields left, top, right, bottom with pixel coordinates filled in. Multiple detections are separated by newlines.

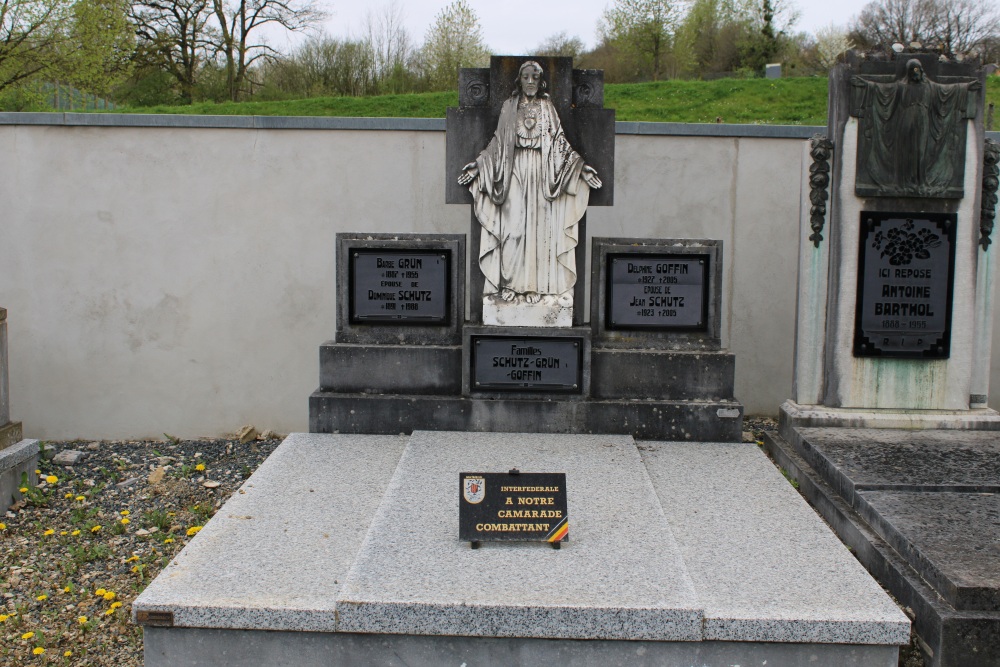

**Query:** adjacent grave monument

left=765, top=51, right=1000, bottom=667
left=0, top=307, right=38, bottom=512
left=310, top=56, right=743, bottom=441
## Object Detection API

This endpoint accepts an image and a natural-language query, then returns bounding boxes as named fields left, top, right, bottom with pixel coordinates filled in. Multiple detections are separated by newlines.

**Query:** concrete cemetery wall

left=0, top=114, right=994, bottom=438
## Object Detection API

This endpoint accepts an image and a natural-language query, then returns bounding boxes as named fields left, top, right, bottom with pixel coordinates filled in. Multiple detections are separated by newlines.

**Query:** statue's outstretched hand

left=582, top=165, right=602, bottom=189
left=969, top=79, right=982, bottom=91
left=458, top=162, right=479, bottom=185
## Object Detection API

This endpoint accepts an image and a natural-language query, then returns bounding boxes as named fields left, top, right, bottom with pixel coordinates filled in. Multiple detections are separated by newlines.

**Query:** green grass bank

left=112, top=76, right=1000, bottom=126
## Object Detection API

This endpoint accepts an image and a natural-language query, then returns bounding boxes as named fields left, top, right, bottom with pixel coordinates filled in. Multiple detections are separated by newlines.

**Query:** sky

left=278, top=0, right=875, bottom=54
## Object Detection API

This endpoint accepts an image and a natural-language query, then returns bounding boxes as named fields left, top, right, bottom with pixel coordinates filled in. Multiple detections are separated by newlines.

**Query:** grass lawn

left=111, top=76, right=1000, bottom=127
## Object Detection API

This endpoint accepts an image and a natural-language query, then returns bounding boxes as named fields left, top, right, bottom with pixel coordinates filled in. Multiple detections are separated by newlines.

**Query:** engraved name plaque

left=607, top=254, right=708, bottom=330
left=471, top=336, right=583, bottom=392
left=349, top=249, right=450, bottom=324
left=854, top=212, right=956, bottom=358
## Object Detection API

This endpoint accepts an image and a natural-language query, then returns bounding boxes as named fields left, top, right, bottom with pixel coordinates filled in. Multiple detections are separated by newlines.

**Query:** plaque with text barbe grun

left=349, top=249, right=450, bottom=324
left=471, top=337, right=583, bottom=392
left=854, top=212, right=956, bottom=358
left=606, top=254, right=709, bottom=330
left=459, top=471, right=568, bottom=546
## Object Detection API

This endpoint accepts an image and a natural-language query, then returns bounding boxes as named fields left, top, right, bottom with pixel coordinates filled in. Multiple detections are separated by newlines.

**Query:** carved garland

left=981, top=138, right=999, bottom=251
left=808, top=135, right=834, bottom=248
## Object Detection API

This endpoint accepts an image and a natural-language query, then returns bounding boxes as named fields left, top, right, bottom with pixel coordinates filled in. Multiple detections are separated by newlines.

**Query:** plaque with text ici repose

left=606, top=254, right=709, bottom=330
left=854, top=213, right=956, bottom=358
left=349, top=249, right=450, bottom=324
left=460, top=471, right=568, bottom=545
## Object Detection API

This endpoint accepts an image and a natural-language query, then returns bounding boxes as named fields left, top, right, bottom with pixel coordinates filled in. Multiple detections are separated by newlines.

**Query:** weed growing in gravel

left=2, top=435, right=281, bottom=665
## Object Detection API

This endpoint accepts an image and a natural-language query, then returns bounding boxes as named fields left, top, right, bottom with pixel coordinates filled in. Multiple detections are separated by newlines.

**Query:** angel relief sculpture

left=458, top=61, right=602, bottom=318
left=851, top=59, right=981, bottom=198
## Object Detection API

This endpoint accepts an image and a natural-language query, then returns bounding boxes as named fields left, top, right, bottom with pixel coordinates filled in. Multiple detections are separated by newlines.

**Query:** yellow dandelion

left=36, top=594, right=47, bottom=601
left=45, top=475, right=57, bottom=484
left=131, top=565, right=139, bottom=573
left=64, top=493, right=72, bottom=499
left=77, top=616, right=88, bottom=624
left=94, top=588, right=106, bottom=597
left=71, top=529, right=80, bottom=536
left=195, top=463, right=205, bottom=471
left=186, top=526, right=203, bottom=537
left=75, top=495, right=85, bottom=501
left=35, top=469, right=41, bottom=474
left=126, top=555, right=139, bottom=562
left=32, top=647, right=45, bottom=655
left=60, top=531, right=67, bottom=536
left=18, top=487, right=28, bottom=493
left=63, top=586, right=71, bottom=593
left=103, top=591, right=116, bottom=601
left=104, top=608, right=114, bottom=616
left=21, top=631, right=34, bottom=640
left=43, top=529, right=54, bottom=536
left=121, top=518, right=130, bottom=525
left=0, top=614, right=8, bottom=622
left=167, top=511, right=176, bottom=516
left=110, top=601, right=122, bottom=610
left=120, top=510, right=130, bottom=516
left=91, top=525, right=102, bottom=533
left=0, top=523, right=5, bottom=530
left=163, top=538, right=174, bottom=544
left=64, top=650, right=73, bottom=657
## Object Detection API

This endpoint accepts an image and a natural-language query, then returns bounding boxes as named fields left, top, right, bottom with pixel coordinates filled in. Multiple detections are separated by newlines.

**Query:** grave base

left=0, top=421, right=22, bottom=451
left=764, top=419, right=1000, bottom=667
left=135, top=432, right=908, bottom=666
left=309, top=392, right=743, bottom=441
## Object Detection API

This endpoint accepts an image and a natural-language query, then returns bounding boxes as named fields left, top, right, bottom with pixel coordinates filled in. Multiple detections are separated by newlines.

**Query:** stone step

left=308, top=392, right=744, bottom=441
left=1, top=438, right=38, bottom=512
left=135, top=432, right=909, bottom=667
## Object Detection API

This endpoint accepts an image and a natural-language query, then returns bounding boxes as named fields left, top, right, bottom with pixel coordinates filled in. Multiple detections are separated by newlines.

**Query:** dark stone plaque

left=349, top=249, right=450, bottom=324
left=471, top=336, right=582, bottom=392
left=854, top=212, right=956, bottom=358
left=606, top=254, right=708, bottom=330
left=459, top=471, right=568, bottom=544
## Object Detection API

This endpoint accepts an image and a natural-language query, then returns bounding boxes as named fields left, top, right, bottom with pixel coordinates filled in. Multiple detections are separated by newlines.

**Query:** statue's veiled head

left=515, top=61, right=546, bottom=98
left=906, top=59, right=925, bottom=83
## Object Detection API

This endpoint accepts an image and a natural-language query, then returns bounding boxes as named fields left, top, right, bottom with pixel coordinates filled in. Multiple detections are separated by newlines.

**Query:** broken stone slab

left=52, top=450, right=86, bottom=466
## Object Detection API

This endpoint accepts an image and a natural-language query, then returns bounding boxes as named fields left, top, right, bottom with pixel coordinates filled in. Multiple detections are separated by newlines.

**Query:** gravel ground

left=2, top=420, right=924, bottom=667
left=1, top=432, right=281, bottom=666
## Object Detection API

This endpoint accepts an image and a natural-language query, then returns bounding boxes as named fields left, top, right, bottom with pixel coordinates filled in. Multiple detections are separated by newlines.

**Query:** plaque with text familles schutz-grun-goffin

left=471, top=337, right=583, bottom=392
left=349, top=250, right=450, bottom=324
left=854, top=213, right=956, bottom=358
left=606, top=254, right=709, bottom=330
left=459, top=471, right=568, bottom=548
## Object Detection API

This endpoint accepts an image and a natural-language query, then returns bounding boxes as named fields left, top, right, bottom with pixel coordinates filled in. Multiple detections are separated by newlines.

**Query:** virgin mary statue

left=459, top=61, right=602, bottom=312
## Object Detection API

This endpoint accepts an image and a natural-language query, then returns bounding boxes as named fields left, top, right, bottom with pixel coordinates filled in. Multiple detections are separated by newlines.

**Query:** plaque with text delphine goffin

left=335, top=234, right=465, bottom=346
left=459, top=471, right=568, bottom=547
left=854, top=212, right=956, bottom=358
left=606, top=254, right=709, bottom=330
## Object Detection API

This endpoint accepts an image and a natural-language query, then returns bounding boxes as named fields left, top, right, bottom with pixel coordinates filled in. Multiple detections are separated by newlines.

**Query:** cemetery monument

left=765, top=50, right=1000, bottom=667
left=135, top=56, right=912, bottom=667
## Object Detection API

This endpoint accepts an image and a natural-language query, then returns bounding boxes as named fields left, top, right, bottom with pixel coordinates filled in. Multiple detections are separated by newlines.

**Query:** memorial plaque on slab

left=471, top=336, right=583, bottom=392
left=349, top=249, right=450, bottom=324
left=459, top=471, right=568, bottom=545
left=854, top=212, right=956, bottom=358
left=606, top=254, right=709, bottom=330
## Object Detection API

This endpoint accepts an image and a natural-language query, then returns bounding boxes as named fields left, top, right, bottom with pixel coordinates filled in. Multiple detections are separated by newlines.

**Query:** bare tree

left=850, top=0, right=937, bottom=49
left=533, top=31, right=585, bottom=59
left=132, top=0, right=213, bottom=103
left=211, top=0, right=324, bottom=101
left=928, top=0, right=1000, bottom=55
left=363, top=0, right=411, bottom=81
